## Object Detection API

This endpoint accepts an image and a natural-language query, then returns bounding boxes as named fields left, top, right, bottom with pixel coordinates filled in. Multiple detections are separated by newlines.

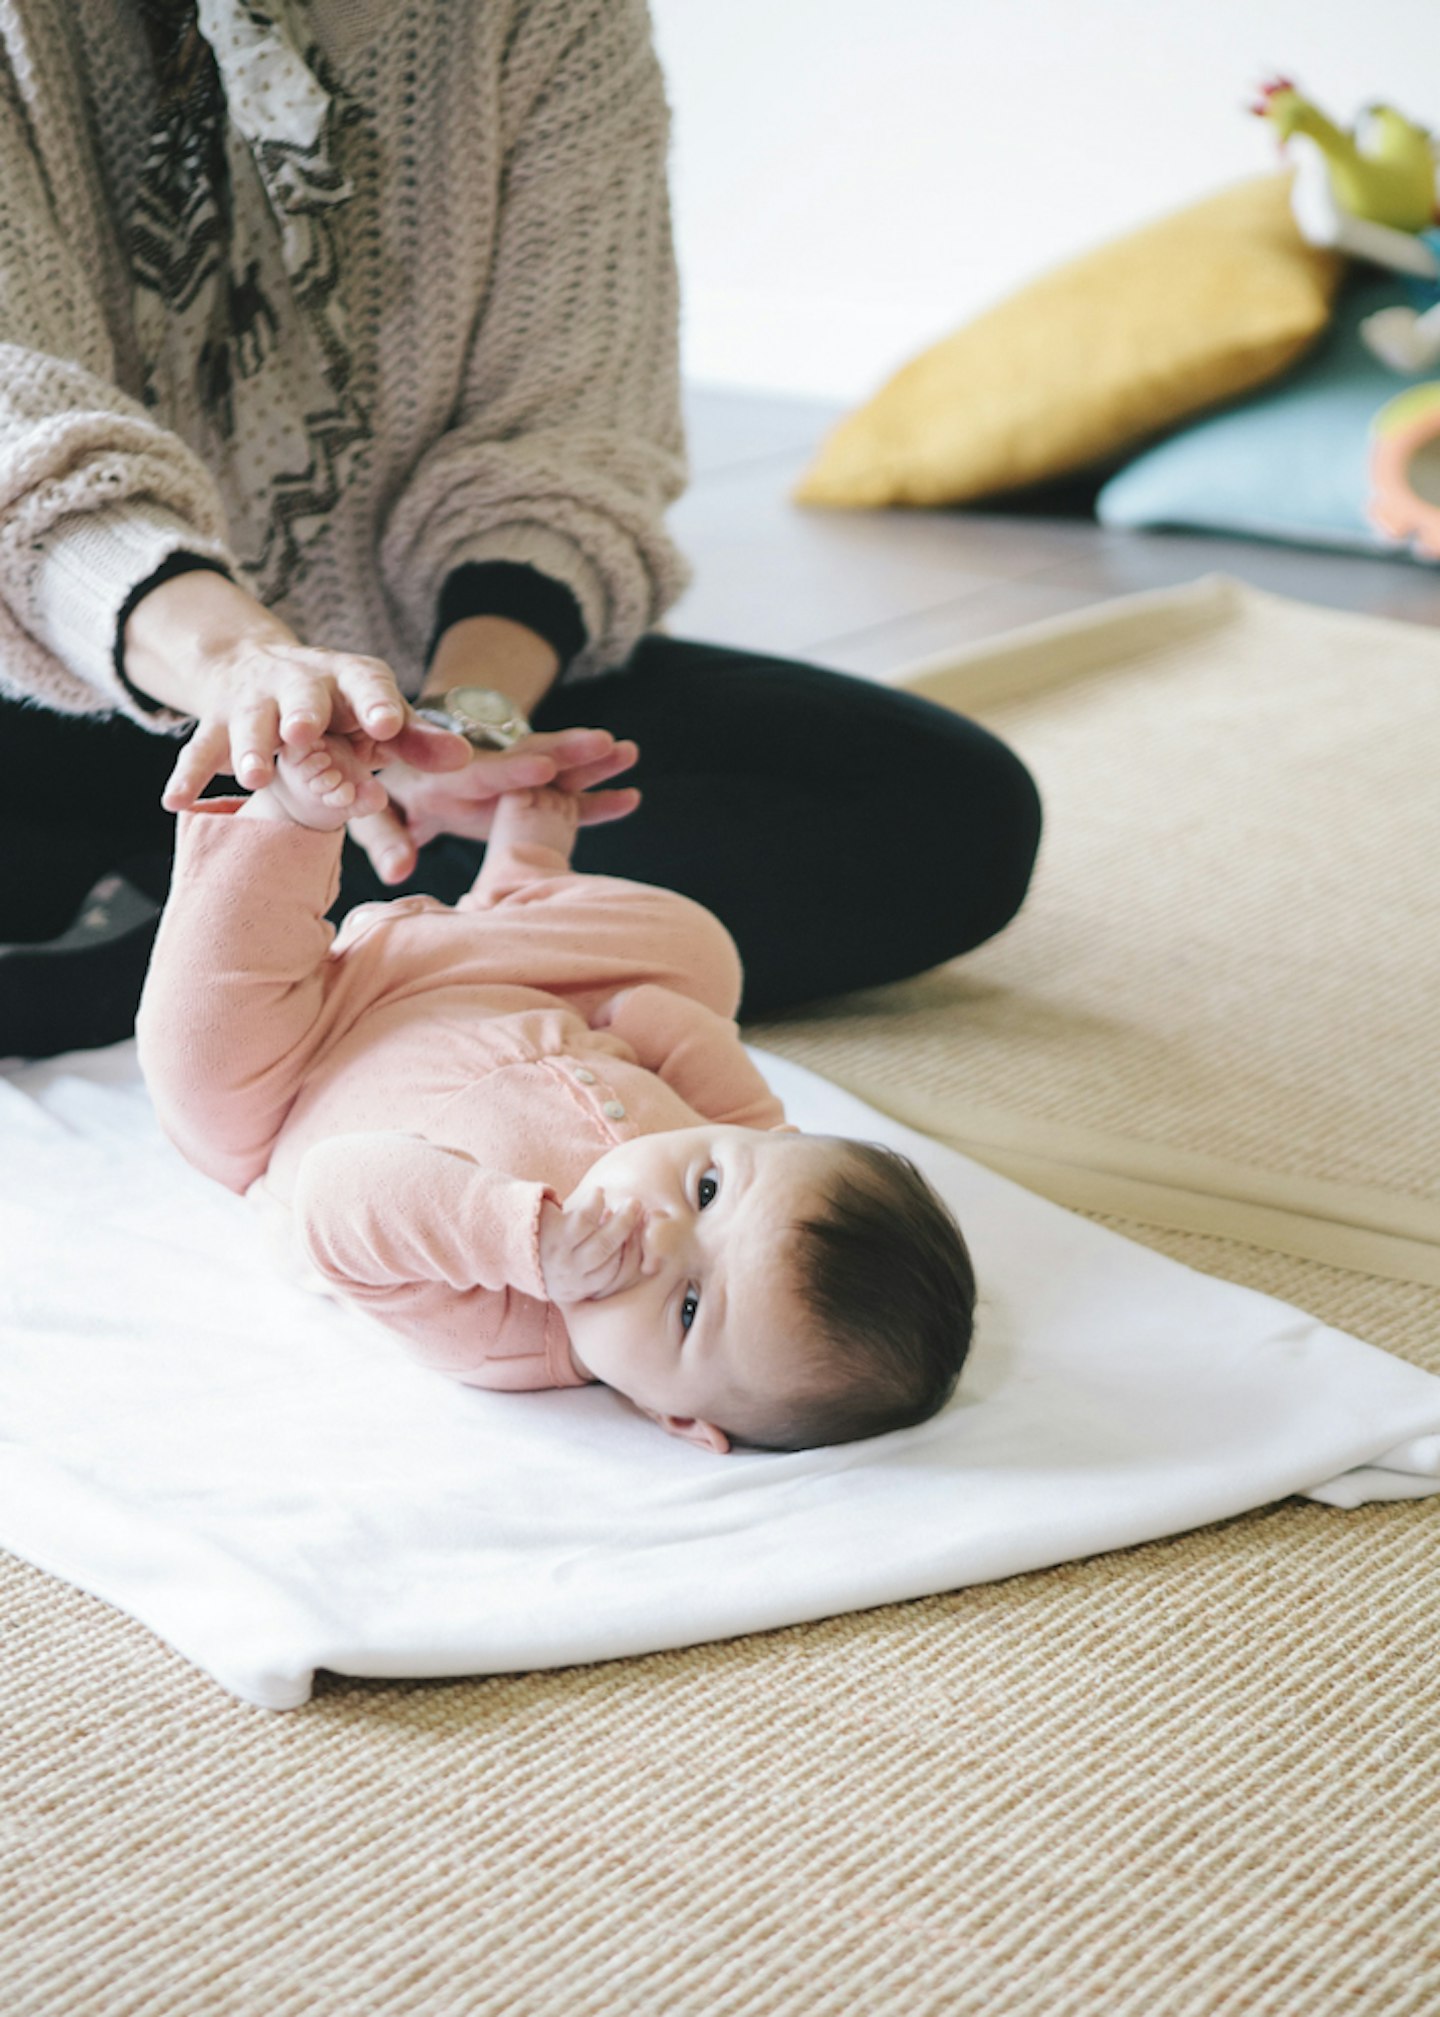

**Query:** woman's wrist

left=122, top=568, right=299, bottom=717
left=421, top=614, right=561, bottom=720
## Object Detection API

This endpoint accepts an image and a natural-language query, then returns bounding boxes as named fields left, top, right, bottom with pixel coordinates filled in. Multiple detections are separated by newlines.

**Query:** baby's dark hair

left=733, top=1138, right=976, bottom=1453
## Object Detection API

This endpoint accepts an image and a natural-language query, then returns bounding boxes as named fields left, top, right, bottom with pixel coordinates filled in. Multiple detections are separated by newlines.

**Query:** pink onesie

left=136, top=805, right=785, bottom=1391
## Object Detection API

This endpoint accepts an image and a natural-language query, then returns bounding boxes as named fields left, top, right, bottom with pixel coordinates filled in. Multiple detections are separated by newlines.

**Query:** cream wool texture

left=0, top=0, right=689, bottom=729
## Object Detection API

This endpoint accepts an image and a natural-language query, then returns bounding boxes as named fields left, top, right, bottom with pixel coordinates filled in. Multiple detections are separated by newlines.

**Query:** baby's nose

left=642, top=1209, right=686, bottom=1273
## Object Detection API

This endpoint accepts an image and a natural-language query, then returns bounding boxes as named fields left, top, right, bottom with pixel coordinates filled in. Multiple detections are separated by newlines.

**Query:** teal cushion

left=1096, top=278, right=1431, bottom=557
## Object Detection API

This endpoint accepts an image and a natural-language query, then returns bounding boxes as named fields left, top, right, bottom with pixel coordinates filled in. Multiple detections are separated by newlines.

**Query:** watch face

left=449, top=687, right=516, bottom=728
left=437, top=686, right=531, bottom=748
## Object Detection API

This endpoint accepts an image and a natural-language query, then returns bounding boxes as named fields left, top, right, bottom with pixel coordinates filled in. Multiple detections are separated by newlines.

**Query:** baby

left=136, top=732, right=975, bottom=1454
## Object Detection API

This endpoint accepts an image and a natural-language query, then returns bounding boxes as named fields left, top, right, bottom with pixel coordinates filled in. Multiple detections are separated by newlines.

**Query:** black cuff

left=115, top=551, right=235, bottom=714
left=427, top=562, right=587, bottom=674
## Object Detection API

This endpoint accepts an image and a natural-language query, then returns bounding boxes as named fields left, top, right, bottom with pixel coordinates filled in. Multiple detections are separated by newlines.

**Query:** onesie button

left=573, top=1067, right=597, bottom=1085
left=602, top=1100, right=626, bottom=1120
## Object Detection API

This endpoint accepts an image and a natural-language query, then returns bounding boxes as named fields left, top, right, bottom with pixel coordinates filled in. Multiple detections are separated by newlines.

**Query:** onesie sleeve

left=293, top=1132, right=586, bottom=1390
left=598, top=985, right=787, bottom=1130
left=136, top=804, right=346, bottom=1196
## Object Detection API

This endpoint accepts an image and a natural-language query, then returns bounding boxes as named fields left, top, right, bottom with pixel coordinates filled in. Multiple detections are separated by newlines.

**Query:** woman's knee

left=959, top=731, right=1043, bottom=946
left=856, top=716, right=1043, bottom=973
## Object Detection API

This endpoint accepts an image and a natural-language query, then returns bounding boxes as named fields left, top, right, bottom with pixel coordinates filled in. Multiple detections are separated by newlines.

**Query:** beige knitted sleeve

left=0, top=48, right=235, bottom=726
left=377, top=0, right=691, bottom=682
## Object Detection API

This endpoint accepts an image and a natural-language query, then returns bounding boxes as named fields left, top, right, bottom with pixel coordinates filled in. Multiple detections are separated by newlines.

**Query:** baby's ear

left=655, top=1413, right=731, bottom=1455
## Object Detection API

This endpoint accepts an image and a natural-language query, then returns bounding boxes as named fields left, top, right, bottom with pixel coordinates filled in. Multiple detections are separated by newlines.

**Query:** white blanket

left=2, top=1043, right=1437, bottom=1710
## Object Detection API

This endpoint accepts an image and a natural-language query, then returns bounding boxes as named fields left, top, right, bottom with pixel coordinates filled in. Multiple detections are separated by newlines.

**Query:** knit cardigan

left=0, top=0, right=690, bottom=731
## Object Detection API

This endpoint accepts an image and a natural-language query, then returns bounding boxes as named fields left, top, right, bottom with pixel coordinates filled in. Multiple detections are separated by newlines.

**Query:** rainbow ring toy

left=1369, top=382, right=1440, bottom=560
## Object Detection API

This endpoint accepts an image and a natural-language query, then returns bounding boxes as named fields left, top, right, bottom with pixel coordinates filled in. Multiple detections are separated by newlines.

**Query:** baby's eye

left=680, top=1288, right=700, bottom=1332
left=697, top=1167, right=720, bottom=1209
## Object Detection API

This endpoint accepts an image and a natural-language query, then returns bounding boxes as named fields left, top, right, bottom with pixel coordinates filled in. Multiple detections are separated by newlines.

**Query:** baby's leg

left=459, top=787, right=580, bottom=906
left=460, top=866, right=744, bottom=1017
left=454, top=786, right=742, bottom=1014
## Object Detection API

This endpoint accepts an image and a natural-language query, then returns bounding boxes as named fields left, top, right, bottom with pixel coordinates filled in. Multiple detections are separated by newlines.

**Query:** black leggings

left=0, top=635, right=1040, bottom=1019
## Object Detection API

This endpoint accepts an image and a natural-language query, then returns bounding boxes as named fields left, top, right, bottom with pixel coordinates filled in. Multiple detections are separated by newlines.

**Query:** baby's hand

left=538, top=1193, right=645, bottom=1305
left=241, top=729, right=390, bottom=831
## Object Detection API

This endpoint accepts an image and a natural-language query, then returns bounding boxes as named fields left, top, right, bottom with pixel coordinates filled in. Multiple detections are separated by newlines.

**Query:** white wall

left=650, top=0, right=1437, bottom=402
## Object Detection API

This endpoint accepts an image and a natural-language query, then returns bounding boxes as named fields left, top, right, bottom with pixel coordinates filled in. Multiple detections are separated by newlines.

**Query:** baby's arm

left=293, top=1132, right=588, bottom=1389
left=137, top=775, right=365, bottom=1191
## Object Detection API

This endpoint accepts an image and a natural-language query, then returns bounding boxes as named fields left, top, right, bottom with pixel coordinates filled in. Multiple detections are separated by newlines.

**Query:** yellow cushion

left=793, top=176, right=1345, bottom=509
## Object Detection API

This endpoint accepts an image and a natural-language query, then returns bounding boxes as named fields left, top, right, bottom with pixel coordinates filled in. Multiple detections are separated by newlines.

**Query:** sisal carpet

left=758, top=577, right=1440, bottom=1288
left=4, top=579, right=1438, bottom=2013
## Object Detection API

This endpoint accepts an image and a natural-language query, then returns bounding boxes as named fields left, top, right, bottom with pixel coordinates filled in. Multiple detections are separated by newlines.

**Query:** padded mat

left=1, top=1042, right=1436, bottom=1709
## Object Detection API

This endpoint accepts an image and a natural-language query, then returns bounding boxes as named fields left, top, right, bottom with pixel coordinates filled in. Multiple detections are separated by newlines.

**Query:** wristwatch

left=413, top=685, right=533, bottom=750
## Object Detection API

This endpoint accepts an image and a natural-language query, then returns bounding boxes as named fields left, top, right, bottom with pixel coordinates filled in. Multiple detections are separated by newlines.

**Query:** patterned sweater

left=0, top=0, right=689, bottom=731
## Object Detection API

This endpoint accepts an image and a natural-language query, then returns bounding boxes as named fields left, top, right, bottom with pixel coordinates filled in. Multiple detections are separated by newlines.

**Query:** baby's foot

left=264, top=734, right=388, bottom=830
left=488, top=785, right=582, bottom=864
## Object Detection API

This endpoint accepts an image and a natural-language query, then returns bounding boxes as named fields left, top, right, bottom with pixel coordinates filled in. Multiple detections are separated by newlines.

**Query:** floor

left=671, top=384, right=1440, bottom=673
left=5, top=388, right=1437, bottom=2017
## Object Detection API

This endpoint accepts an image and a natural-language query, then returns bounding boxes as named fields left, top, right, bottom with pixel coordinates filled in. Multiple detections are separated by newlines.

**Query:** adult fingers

left=574, top=787, right=641, bottom=827
left=386, top=718, right=474, bottom=773
left=523, top=727, right=617, bottom=769
left=456, top=744, right=561, bottom=793
left=393, top=741, right=560, bottom=804
left=229, top=698, right=282, bottom=791
left=552, top=739, right=640, bottom=796
left=404, top=726, right=612, bottom=797
left=328, top=654, right=411, bottom=740
left=278, top=673, right=337, bottom=751
left=347, top=804, right=418, bottom=886
left=161, top=720, right=232, bottom=811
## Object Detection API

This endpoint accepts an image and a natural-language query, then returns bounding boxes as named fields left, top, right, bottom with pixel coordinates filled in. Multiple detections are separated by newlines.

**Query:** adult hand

left=348, top=728, right=642, bottom=885
left=122, top=569, right=473, bottom=809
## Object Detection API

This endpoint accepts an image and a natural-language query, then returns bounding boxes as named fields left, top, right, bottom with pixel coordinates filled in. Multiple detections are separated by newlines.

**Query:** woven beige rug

left=757, top=577, right=1440, bottom=1289
left=4, top=579, right=1437, bottom=2014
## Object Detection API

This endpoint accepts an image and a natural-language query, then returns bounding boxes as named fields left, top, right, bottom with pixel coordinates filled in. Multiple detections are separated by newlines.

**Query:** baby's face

left=561, top=1124, right=841, bottom=1452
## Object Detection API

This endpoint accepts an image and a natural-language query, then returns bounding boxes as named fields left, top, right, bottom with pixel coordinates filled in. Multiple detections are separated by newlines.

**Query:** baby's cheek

left=566, top=1289, right=655, bottom=1398
left=561, top=1172, right=604, bottom=1214
left=561, top=1292, right=615, bottom=1367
